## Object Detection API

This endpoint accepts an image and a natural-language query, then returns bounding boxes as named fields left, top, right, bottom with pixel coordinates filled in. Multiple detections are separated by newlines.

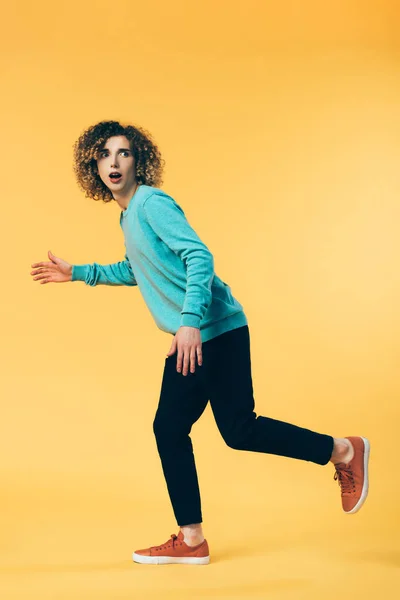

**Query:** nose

left=109, top=154, right=120, bottom=168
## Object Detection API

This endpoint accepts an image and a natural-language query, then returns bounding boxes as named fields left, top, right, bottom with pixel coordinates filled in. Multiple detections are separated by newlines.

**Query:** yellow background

left=1, top=1, right=399, bottom=598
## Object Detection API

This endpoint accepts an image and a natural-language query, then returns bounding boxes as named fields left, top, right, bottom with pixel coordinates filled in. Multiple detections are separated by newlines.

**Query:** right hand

left=31, top=250, right=73, bottom=284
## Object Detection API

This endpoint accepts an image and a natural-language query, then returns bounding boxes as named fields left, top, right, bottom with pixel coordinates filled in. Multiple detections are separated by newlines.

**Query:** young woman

left=30, top=120, right=370, bottom=565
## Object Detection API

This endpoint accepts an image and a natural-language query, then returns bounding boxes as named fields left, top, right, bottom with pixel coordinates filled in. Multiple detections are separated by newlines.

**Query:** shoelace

left=334, top=464, right=355, bottom=494
left=154, top=534, right=179, bottom=552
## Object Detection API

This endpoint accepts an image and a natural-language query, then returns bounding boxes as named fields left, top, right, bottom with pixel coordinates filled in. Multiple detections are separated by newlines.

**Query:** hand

left=166, top=326, right=203, bottom=376
left=31, top=250, right=73, bottom=284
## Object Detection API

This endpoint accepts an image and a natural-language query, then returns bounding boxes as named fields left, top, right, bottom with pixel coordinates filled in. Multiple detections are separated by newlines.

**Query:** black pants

left=153, top=325, right=334, bottom=526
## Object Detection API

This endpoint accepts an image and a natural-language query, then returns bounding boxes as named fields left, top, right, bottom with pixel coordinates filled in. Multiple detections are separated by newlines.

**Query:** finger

left=33, top=274, right=49, bottom=281
left=31, top=261, right=52, bottom=268
left=182, top=349, right=190, bottom=376
left=197, top=346, right=203, bottom=366
left=190, top=347, right=197, bottom=373
left=31, top=266, right=54, bottom=275
left=176, top=349, right=183, bottom=373
left=31, top=268, right=46, bottom=276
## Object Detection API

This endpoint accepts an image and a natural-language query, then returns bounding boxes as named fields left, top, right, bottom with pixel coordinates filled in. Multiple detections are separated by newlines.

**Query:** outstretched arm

left=71, top=253, right=138, bottom=286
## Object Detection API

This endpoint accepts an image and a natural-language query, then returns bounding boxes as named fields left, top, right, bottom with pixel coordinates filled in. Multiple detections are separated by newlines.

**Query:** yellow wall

left=1, top=1, right=399, bottom=598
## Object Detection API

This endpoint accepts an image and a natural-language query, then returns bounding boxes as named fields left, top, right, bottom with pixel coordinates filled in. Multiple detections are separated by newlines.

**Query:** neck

left=114, top=181, right=140, bottom=211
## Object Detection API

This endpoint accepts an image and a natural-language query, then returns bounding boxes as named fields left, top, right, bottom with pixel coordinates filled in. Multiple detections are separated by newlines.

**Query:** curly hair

left=72, top=120, right=165, bottom=203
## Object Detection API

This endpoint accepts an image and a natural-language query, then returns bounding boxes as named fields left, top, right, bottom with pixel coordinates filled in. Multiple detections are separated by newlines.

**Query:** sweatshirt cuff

left=71, top=265, right=88, bottom=282
left=180, top=313, right=201, bottom=329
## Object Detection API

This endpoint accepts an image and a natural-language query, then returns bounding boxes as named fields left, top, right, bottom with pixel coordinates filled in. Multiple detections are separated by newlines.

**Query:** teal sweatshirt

left=71, top=185, right=248, bottom=342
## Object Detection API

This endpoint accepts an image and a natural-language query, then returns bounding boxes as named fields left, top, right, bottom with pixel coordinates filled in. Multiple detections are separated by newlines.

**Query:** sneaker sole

left=132, top=552, right=210, bottom=565
left=345, top=436, right=370, bottom=514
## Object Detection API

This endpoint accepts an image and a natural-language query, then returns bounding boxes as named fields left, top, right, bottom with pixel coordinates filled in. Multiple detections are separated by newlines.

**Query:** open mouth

left=109, top=173, right=122, bottom=182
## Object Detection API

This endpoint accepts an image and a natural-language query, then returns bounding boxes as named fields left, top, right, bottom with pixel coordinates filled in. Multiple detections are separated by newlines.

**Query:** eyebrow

left=100, top=148, right=131, bottom=152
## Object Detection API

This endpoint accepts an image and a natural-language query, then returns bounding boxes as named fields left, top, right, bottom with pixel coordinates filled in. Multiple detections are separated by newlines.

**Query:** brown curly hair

left=72, top=120, right=165, bottom=203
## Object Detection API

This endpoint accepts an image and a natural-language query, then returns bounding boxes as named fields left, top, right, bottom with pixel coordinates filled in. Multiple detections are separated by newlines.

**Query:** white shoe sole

left=346, top=436, right=370, bottom=514
left=132, top=552, right=210, bottom=565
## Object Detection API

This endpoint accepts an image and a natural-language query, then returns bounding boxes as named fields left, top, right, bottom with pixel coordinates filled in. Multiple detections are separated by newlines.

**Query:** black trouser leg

left=153, top=325, right=334, bottom=526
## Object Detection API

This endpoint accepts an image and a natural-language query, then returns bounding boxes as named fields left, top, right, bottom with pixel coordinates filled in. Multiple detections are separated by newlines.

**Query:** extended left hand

left=166, top=326, right=203, bottom=375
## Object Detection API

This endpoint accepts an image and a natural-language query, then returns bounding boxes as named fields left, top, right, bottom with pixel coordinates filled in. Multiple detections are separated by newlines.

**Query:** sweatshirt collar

left=120, top=184, right=143, bottom=221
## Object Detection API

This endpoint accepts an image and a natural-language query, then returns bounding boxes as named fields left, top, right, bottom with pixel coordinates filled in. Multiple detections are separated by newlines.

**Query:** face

left=96, top=135, right=137, bottom=194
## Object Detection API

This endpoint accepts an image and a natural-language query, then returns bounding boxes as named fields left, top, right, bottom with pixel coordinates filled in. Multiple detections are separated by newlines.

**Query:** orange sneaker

left=333, top=436, right=370, bottom=514
left=132, top=531, right=210, bottom=565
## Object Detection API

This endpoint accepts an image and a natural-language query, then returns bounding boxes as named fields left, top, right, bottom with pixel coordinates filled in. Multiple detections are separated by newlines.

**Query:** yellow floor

left=1, top=453, right=398, bottom=600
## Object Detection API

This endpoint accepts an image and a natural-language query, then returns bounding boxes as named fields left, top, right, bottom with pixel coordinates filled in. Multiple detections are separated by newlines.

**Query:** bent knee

left=222, top=433, right=249, bottom=450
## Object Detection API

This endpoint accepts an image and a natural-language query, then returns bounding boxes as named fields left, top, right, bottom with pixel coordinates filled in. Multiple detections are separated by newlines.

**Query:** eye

left=99, top=150, right=129, bottom=158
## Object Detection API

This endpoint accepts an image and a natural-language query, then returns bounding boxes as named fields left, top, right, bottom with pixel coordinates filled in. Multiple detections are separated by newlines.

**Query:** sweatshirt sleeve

left=143, top=192, right=214, bottom=329
left=71, top=253, right=138, bottom=286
